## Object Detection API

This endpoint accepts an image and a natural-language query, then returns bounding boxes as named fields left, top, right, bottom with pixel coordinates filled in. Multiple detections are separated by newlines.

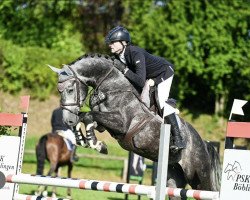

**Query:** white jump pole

left=1, top=173, right=219, bottom=199
left=154, top=123, right=171, bottom=200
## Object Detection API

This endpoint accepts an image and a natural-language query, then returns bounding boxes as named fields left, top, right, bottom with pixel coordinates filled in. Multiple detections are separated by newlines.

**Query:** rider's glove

left=90, top=91, right=107, bottom=107
left=113, top=59, right=126, bottom=73
left=123, top=67, right=129, bottom=74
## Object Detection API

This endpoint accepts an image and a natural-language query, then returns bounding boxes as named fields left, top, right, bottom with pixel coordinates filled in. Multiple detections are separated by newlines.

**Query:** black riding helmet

left=105, top=26, right=131, bottom=44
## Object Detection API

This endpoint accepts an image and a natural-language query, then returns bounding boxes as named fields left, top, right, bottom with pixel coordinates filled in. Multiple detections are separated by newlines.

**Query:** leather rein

left=59, top=65, right=114, bottom=114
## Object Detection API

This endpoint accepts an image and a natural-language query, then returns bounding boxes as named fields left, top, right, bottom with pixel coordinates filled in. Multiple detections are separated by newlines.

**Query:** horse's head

left=49, top=54, right=133, bottom=126
left=49, top=65, right=88, bottom=127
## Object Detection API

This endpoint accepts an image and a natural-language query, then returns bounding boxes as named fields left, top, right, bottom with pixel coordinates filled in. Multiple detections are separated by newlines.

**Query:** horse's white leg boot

left=86, top=123, right=108, bottom=154
left=75, top=123, right=88, bottom=147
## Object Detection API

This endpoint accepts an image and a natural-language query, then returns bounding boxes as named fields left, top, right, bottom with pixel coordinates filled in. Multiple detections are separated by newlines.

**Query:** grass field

left=19, top=136, right=157, bottom=200
left=18, top=135, right=202, bottom=200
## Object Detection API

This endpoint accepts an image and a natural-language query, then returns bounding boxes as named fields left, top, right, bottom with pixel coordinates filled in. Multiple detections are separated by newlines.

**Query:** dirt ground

left=0, top=91, right=60, bottom=136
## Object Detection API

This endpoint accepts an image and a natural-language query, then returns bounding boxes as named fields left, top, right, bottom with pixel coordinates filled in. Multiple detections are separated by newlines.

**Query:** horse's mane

left=67, top=53, right=116, bottom=66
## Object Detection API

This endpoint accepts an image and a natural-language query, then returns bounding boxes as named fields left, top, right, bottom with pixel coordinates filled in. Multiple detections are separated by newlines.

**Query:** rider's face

left=109, top=41, right=123, bottom=54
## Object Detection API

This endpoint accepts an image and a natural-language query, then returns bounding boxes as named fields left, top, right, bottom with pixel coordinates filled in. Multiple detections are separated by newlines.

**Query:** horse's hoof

left=34, top=191, right=41, bottom=196
left=52, top=193, right=57, bottom=198
left=42, top=190, right=48, bottom=197
left=96, top=141, right=108, bottom=154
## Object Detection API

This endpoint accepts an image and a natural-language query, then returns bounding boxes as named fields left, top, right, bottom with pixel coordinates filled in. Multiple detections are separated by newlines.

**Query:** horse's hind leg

left=35, top=185, right=45, bottom=196
left=51, top=167, right=60, bottom=198
left=167, top=165, right=187, bottom=200
left=66, top=163, right=73, bottom=199
left=42, top=163, right=57, bottom=197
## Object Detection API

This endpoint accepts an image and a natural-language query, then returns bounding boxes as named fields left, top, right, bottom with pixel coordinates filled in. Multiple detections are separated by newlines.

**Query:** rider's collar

left=119, top=46, right=127, bottom=65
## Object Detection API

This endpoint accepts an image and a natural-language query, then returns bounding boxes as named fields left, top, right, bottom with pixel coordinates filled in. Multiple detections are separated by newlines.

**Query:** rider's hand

left=114, top=59, right=126, bottom=73
left=148, top=79, right=155, bottom=87
left=123, top=67, right=129, bottom=74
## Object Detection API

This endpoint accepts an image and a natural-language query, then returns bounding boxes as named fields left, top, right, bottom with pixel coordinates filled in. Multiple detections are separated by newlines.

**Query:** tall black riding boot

left=165, top=113, right=185, bottom=152
left=70, top=146, right=79, bottom=163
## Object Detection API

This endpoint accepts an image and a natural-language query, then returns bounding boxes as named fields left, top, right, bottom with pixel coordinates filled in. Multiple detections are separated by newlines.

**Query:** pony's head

left=49, top=65, right=88, bottom=127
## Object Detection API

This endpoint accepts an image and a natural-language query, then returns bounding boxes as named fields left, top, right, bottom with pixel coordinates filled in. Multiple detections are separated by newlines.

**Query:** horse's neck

left=71, top=64, right=104, bottom=88
left=75, top=59, right=131, bottom=92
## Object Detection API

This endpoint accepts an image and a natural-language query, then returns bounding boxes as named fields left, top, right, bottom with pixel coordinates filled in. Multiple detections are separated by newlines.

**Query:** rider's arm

left=124, top=51, right=146, bottom=88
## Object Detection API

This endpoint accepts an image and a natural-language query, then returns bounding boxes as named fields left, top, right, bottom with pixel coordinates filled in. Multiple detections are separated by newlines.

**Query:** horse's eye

left=68, top=88, right=74, bottom=94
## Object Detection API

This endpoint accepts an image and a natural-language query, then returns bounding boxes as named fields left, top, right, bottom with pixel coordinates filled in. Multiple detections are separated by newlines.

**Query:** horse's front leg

left=79, top=112, right=108, bottom=154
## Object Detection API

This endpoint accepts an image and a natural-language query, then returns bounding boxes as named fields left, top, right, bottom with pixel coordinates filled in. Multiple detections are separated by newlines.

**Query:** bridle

left=58, top=64, right=114, bottom=114
left=58, top=66, right=88, bottom=114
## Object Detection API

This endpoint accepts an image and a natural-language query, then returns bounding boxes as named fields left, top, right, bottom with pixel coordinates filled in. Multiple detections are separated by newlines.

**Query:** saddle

left=149, top=85, right=177, bottom=117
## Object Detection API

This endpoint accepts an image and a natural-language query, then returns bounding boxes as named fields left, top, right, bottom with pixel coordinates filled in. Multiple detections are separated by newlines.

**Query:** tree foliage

left=0, top=0, right=249, bottom=116
left=122, top=0, right=250, bottom=114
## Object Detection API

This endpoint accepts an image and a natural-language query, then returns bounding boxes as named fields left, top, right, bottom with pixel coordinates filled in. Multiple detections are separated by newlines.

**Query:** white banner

left=220, top=149, right=250, bottom=199
left=0, top=136, right=20, bottom=199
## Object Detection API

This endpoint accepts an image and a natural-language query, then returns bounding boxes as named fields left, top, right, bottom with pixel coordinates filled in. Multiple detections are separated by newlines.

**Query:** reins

left=59, top=66, right=88, bottom=112
left=59, top=58, right=142, bottom=115
left=59, top=61, right=115, bottom=113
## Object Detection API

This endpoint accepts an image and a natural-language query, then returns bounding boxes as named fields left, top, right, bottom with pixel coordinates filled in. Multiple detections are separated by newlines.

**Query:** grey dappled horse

left=50, top=54, right=221, bottom=200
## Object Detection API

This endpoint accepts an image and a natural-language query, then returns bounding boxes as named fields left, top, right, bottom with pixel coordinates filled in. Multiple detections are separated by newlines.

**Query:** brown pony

left=35, top=133, right=73, bottom=199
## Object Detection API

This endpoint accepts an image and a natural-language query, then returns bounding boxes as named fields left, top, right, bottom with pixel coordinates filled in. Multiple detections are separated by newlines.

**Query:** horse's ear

left=47, top=64, right=63, bottom=74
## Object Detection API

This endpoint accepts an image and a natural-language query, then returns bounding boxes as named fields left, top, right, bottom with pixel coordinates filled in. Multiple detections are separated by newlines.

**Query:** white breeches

left=157, top=75, right=173, bottom=109
left=57, top=129, right=76, bottom=145
left=140, top=75, right=179, bottom=117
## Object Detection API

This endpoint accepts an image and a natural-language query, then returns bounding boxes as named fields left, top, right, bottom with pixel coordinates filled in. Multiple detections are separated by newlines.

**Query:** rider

left=51, top=107, right=79, bottom=162
left=105, top=26, right=185, bottom=152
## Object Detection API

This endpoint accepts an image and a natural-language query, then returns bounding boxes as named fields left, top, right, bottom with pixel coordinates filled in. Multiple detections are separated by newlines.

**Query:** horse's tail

left=205, top=141, right=222, bottom=191
left=36, top=134, right=48, bottom=175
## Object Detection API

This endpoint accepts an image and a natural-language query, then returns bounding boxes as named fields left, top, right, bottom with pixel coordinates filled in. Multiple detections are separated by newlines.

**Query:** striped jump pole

left=2, top=173, right=220, bottom=200
left=5, top=173, right=155, bottom=198
left=14, top=194, right=69, bottom=200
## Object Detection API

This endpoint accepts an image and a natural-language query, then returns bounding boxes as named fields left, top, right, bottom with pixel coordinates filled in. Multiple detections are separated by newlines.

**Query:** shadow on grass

left=23, top=160, right=122, bottom=171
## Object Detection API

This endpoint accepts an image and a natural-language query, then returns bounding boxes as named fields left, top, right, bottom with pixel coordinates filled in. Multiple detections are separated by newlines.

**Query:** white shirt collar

left=119, top=46, right=127, bottom=65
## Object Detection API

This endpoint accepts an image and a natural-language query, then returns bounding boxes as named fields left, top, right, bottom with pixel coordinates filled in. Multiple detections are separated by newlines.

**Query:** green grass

left=19, top=136, right=197, bottom=200
left=19, top=136, right=156, bottom=199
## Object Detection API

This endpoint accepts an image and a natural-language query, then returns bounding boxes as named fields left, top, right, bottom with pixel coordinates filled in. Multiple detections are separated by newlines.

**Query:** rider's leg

left=70, top=145, right=79, bottom=163
left=157, top=76, right=173, bottom=110
left=157, top=75, right=184, bottom=152
left=56, top=130, right=80, bottom=161
left=164, top=112, right=185, bottom=152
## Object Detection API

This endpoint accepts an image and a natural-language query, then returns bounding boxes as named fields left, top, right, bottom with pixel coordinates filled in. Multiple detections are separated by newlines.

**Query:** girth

left=119, top=114, right=154, bottom=152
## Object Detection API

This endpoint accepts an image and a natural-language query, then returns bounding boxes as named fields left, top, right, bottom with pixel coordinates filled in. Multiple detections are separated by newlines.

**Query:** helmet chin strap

left=114, top=41, right=126, bottom=55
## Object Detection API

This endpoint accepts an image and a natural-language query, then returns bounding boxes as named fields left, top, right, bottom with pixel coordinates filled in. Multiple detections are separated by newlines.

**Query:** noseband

left=58, top=66, right=88, bottom=114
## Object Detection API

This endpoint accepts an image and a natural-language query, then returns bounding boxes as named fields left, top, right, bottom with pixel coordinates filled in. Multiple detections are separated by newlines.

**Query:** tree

left=122, top=0, right=250, bottom=115
left=0, top=0, right=249, bottom=114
